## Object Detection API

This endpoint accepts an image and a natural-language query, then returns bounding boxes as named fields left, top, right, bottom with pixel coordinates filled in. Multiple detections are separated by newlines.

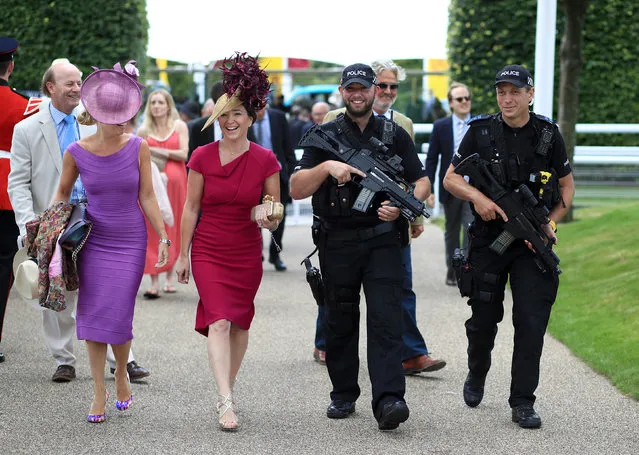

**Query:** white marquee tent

left=146, top=0, right=450, bottom=65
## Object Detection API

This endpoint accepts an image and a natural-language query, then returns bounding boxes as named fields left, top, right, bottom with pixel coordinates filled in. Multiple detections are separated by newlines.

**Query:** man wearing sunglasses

left=425, top=82, right=474, bottom=286
left=320, top=60, right=446, bottom=377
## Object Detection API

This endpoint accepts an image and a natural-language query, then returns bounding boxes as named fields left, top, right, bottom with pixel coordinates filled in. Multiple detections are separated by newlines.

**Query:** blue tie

left=61, top=114, right=78, bottom=154
left=61, top=114, right=85, bottom=202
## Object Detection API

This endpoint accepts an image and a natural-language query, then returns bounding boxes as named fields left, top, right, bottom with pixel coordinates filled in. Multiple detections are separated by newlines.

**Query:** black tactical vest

left=468, top=112, right=560, bottom=209
left=312, top=113, right=396, bottom=221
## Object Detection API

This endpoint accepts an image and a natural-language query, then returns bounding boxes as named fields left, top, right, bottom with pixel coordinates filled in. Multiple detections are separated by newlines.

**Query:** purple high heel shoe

left=115, top=394, right=133, bottom=411
left=115, top=372, right=133, bottom=411
left=87, top=391, right=109, bottom=423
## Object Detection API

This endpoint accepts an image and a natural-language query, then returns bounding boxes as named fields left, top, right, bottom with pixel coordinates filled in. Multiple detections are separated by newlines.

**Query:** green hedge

left=4, top=0, right=148, bottom=92
left=448, top=0, right=559, bottom=116
left=448, top=0, right=639, bottom=146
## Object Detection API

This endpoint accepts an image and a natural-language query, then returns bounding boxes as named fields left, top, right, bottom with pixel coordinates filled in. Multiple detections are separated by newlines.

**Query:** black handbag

left=59, top=201, right=92, bottom=261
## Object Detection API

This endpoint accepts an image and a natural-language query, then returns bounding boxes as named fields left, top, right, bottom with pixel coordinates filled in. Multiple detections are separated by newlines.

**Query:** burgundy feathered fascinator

left=202, top=52, right=271, bottom=131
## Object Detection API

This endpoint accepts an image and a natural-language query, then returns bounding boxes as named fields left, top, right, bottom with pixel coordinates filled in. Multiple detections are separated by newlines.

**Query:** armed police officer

left=290, top=63, right=430, bottom=431
left=443, top=65, right=575, bottom=429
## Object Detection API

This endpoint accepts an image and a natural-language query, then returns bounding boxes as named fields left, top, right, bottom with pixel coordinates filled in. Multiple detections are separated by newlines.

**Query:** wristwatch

left=159, top=238, right=172, bottom=246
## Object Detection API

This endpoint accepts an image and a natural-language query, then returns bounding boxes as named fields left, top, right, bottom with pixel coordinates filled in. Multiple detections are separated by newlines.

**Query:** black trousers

left=0, top=211, right=19, bottom=342
left=269, top=206, right=286, bottom=260
left=466, top=239, right=558, bottom=408
left=443, top=197, right=473, bottom=269
left=319, top=228, right=405, bottom=419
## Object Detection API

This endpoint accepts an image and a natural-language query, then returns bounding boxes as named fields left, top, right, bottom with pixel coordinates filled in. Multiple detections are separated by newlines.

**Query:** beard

left=374, top=96, right=395, bottom=113
left=344, top=96, right=374, bottom=118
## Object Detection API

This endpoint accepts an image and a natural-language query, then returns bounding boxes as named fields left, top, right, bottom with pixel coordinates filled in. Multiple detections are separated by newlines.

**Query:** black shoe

left=110, top=361, right=151, bottom=382
left=463, top=372, right=485, bottom=407
left=52, top=365, right=76, bottom=382
left=446, top=268, right=457, bottom=286
left=0, top=352, right=4, bottom=363
left=326, top=400, right=355, bottom=419
left=378, top=401, right=410, bottom=431
left=269, top=256, right=287, bottom=271
left=512, top=404, right=542, bottom=429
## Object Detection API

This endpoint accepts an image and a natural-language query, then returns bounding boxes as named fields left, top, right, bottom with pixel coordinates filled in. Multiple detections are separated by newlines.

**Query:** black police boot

left=377, top=401, right=409, bottom=431
left=512, top=404, right=542, bottom=429
left=326, top=400, right=355, bottom=419
left=463, top=372, right=485, bottom=408
left=0, top=352, right=5, bottom=363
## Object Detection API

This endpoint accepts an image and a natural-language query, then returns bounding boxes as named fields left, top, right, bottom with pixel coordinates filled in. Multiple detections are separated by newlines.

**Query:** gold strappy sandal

left=216, top=393, right=239, bottom=432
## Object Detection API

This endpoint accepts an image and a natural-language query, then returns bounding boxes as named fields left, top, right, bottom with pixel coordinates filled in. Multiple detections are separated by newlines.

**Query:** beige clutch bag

left=250, top=195, right=284, bottom=222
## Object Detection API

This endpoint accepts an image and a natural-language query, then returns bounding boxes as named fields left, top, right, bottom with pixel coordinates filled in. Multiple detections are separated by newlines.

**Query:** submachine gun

left=454, top=153, right=561, bottom=275
left=299, top=125, right=431, bottom=222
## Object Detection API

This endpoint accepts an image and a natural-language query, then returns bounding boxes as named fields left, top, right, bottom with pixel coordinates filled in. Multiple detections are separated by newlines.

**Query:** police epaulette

left=532, top=112, right=556, bottom=126
left=468, top=114, right=493, bottom=124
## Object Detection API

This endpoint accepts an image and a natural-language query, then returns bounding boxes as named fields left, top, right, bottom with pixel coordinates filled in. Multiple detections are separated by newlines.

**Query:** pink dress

left=188, top=142, right=280, bottom=334
left=143, top=130, right=187, bottom=274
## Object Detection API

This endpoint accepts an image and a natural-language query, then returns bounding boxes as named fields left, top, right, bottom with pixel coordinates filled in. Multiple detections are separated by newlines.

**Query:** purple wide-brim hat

left=81, top=64, right=143, bottom=125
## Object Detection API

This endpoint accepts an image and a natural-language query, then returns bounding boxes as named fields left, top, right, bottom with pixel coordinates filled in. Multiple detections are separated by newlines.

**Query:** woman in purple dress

left=53, top=62, right=169, bottom=423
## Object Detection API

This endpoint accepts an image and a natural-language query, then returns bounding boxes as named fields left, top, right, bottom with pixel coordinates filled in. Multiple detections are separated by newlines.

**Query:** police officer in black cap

left=290, top=63, right=430, bottom=431
left=443, top=64, right=575, bottom=428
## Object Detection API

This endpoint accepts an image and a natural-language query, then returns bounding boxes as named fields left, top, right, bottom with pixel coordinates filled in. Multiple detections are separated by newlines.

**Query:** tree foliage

left=4, top=0, right=148, bottom=92
left=448, top=0, right=557, bottom=116
left=448, top=0, right=639, bottom=146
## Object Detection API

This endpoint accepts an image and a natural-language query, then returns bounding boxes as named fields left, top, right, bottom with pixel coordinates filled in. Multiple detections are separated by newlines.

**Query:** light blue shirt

left=253, top=110, right=273, bottom=152
left=50, top=104, right=86, bottom=203
left=452, top=114, right=471, bottom=154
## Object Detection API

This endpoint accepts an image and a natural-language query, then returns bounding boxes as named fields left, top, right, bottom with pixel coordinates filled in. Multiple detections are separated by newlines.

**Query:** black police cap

left=495, top=64, right=534, bottom=88
left=0, top=37, right=19, bottom=62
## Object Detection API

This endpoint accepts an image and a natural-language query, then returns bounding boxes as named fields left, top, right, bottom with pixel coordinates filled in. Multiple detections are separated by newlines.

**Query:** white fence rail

left=414, top=123, right=639, bottom=165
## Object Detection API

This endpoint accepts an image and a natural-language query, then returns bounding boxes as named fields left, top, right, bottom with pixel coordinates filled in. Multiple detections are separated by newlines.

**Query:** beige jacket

left=8, top=101, right=95, bottom=240
left=322, top=107, right=415, bottom=140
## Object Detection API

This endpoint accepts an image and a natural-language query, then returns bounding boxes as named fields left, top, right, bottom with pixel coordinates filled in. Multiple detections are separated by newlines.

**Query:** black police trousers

left=0, top=211, right=20, bottom=342
left=318, top=225, right=405, bottom=419
left=466, top=238, right=558, bottom=408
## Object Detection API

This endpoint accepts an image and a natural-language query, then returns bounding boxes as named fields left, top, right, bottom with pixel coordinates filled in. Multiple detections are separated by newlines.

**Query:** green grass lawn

left=551, top=200, right=639, bottom=399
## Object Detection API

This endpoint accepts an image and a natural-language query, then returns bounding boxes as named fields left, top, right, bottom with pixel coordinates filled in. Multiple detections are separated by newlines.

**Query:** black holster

left=303, top=216, right=325, bottom=305
left=452, top=247, right=473, bottom=298
left=303, top=257, right=325, bottom=306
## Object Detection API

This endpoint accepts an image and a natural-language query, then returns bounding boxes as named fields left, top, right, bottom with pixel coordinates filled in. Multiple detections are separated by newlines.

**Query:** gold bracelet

left=548, top=220, right=557, bottom=232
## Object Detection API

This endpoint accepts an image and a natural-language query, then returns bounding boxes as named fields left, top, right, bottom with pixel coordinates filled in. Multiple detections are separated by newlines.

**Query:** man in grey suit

left=9, top=61, right=150, bottom=382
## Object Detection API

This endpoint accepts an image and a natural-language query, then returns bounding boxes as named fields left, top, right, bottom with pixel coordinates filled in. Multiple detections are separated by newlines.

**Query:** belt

left=0, top=150, right=10, bottom=159
left=323, top=221, right=397, bottom=241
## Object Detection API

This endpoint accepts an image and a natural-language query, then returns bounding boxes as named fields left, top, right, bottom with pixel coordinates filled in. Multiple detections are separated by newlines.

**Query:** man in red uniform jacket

left=0, top=37, right=42, bottom=362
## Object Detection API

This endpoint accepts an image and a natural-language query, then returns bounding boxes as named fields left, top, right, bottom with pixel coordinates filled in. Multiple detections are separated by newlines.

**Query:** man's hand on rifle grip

left=326, top=161, right=366, bottom=185
left=472, top=193, right=509, bottom=223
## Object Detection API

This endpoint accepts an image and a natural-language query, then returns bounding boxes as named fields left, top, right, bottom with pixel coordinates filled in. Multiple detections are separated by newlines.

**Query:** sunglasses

left=377, top=83, right=399, bottom=90
left=454, top=96, right=471, bottom=103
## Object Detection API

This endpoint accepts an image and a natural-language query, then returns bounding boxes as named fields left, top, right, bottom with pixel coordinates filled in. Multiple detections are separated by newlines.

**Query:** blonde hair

left=77, top=110, right=97, bottom=126
left=447, top=82, right=471, bottom=102
left=141, top=88, right=179, bottom=135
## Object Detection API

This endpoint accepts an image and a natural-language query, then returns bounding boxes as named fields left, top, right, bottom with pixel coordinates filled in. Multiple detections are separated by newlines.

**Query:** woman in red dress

left=138, top=89, right=188, bottom=298
left=176, top=53, right=279, bottom=432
